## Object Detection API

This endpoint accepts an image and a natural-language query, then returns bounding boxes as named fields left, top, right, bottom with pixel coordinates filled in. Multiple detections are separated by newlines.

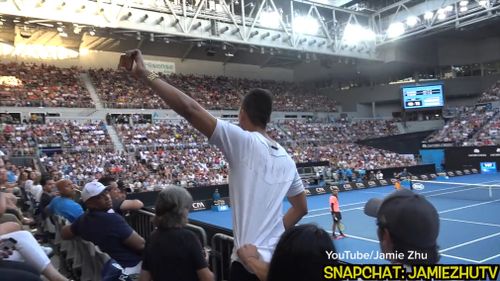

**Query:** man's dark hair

left=40, top=175, right=52, bottom=187
left=241, top=88, right=273, bottom=128
left=98, top=176, right=116, bottom=187
left=267, top=224, right=338, bottom=281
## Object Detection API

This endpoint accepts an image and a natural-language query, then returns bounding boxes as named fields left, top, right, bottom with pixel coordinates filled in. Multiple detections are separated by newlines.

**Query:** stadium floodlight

left=259, top=9, right=281, bottom=29
left=342, top=24, right=376, bottom=45
left=406, top=16, right=419, bottom=27
left=386, top=22, right=405, bottom=38
left=437, top=11, right=447, bottom=20
left=79, top=48, right=89, bottom=56
left=0, top=42, right=14, bottom=56
left=445, top=5, right=453, bottom=12
left=478, top=0, right=489, bottom=8
left=459, top=1, right=469, bottom=6
left=293, top=15, right=319, bottom=35
left=460, top=6, right=468, bottom=12
left=423, top=11, right=434, bottom=20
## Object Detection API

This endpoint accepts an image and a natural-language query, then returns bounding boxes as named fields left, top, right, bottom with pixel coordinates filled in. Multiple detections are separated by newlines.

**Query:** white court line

left=440, top=232, right=500, bottom=253
left=440, top=254, right=481, bottom=264
left=422, top=179, right=500, bottom=198
left=440, top=217, right=500, bottom=228
left=324, top=230, right=483, bottom=263
left=439, top=199, right=500, bottom=214
left=305, top=179, right=500, bottom=219
left=479, top=253, right=500, bottom=263
left=308, top=179, right=499, bottom=213
left=304, top=207, right=363, bottom=219
left=325, top=230, right=379, bottom=243
left=308, top=201, right=367, bottom=213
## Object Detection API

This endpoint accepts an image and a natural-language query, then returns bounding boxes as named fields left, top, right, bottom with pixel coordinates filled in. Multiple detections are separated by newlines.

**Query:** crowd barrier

left=125, top=209, right=208, bottom=246
left=211, top=233, right=234, bottom=281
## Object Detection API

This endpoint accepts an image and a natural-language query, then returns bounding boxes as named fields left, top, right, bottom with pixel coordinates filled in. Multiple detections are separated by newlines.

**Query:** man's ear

left=380, top=228, right=394, bottom=254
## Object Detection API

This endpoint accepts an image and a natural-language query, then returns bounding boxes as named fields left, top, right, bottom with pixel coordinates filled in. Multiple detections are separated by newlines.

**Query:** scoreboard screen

left=402, top=84, right=444, bottom=110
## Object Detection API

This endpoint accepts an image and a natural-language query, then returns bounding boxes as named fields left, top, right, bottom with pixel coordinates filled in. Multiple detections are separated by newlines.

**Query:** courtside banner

left=191, top=200, right=211, bottom=211
left=378, top=179, right=388, bottom=186
left=354, top=182, right=366, bottom=189
left=322, top=264, right=499, bottom=280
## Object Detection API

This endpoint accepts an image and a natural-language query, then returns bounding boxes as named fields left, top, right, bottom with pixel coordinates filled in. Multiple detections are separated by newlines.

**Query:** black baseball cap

left=364, top=189, right=439, bottom=248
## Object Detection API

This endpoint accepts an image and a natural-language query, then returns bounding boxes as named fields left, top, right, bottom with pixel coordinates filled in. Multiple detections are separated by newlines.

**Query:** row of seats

left=1, top=62, right=338, bottom=111
left=52, top=215, right=110, bottom=281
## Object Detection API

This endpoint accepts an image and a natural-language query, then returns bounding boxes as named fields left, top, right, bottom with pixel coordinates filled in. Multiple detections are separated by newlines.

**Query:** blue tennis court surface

left=189, top=173, right=500, bottom=265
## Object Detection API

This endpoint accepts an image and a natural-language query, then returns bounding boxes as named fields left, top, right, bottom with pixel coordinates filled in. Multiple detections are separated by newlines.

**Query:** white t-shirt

left=209, top=119, right=304, bottom=263
left=30, top=184, right=43, bottom=203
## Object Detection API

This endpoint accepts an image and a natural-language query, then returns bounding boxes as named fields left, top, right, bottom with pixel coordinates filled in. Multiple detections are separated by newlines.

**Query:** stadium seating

left=477, top=80, right=500, bottom=103
left=89, top=69, right=338, bottom=112
left=0, top=62, right=94, bottom=108
left=424, top=106, right=498, bottom=146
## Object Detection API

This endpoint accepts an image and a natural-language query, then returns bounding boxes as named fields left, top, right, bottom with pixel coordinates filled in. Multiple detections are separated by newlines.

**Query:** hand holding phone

left=0, top=238, right=17, bottom=258
left=118, top=54, right=134, bottom=71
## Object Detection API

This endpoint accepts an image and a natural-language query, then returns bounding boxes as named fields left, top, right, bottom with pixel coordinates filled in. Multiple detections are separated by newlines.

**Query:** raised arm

left=127, top=49, right=217, bottom=138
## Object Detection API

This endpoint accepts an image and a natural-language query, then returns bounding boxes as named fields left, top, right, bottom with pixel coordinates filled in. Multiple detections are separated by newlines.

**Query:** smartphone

left=1, top=238, right=17, bottom=250
left=118, top=54, right=134, bottom=71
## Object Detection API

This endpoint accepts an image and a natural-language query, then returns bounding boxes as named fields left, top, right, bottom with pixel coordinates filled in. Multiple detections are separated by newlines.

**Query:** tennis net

left=411, top=180, right=500, bottom=202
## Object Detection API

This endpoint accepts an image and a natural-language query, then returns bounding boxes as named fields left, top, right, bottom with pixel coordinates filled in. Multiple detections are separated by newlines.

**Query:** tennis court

left=189, top=173, right=500, bottom=265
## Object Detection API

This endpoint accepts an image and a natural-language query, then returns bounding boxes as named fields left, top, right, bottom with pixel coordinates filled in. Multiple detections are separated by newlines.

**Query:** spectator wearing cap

left=364, top=189, right=440, bottom=265
left=61, top=181, right=144, bottom=276
left=98, top=176, right=143, bottom=215
left=46, top=179, right=83, bottom=223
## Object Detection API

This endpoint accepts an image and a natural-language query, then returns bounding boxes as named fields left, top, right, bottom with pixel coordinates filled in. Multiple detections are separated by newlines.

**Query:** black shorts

left=332, top=212, right=342, bottom=221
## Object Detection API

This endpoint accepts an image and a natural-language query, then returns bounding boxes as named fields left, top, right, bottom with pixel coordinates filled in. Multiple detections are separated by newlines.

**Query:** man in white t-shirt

left=126, top=49, right=308, bottom=281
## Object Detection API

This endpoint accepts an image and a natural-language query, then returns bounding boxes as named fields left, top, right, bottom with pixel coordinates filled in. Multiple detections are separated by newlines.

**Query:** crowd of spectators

left=89, top=69, right=338, bottom=112
left=0, top=113, right=413, bottom=190
left=468, top=112, right=500, bottom=146
left=424, top=106, right=498, bottom=146
left=278, top=119, right=399, bottom=145
left=0, top=121, right=111, bottom=157
left=288, top=143, right=416, bottom=171
left=477, top=80, right=500, bottom=103
left=0, top=62, right=93, bottom=108
left=0, top=123, right=39, bottom=156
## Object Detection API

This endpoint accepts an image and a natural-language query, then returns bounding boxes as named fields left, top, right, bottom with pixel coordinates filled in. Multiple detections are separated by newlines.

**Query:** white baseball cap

left=81, top=181, right=107, bottom=203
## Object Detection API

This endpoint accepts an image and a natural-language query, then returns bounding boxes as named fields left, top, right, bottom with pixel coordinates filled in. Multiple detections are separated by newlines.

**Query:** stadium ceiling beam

left=0, top=0, right=379, bottom=61
left=373, top=0, right=500, bottom=46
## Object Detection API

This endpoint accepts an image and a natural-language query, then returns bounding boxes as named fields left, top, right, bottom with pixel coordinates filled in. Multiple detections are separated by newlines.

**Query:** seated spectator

left=46, top=179, right=83, bottom=223
left=61, top=181, right=144, bottom=276
left=37, top=176, right=56, bottom=219
left=98, top=176, right=143, bottom=215
left=0, top=191, right=68, bottom=281
left=237, top=224, right=338, bottom=281
left=139, top=186, right=213, bottom=281
left=364, top=189, right=440, bottom=264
